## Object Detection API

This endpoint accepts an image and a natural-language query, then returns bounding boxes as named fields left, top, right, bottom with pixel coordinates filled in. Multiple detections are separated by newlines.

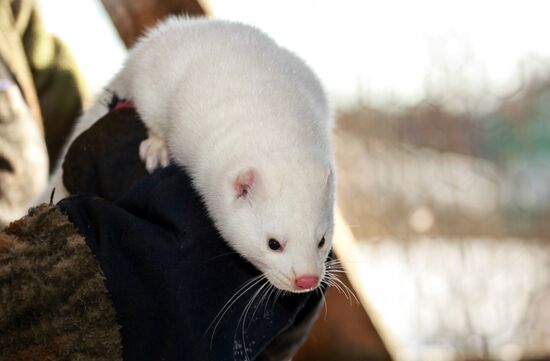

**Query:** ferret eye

left=318, top=237, right=326, bottom=249
left=268, top=238, right=282, bottom=251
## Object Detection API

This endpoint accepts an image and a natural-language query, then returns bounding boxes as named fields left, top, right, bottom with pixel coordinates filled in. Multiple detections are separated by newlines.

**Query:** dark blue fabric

left=57, top=109, right=321, bottom=361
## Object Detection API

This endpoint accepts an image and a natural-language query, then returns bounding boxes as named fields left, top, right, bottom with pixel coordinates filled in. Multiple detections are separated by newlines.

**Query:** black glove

left=58, top=107, right=322, bottom=361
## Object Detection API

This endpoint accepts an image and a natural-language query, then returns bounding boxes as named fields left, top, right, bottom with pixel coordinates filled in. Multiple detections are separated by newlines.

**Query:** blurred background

left=31, top=0, right=550, bottom=360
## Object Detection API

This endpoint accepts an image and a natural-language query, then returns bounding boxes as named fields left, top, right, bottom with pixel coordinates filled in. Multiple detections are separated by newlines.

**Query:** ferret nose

left=295, top=275, right=319, bottom=291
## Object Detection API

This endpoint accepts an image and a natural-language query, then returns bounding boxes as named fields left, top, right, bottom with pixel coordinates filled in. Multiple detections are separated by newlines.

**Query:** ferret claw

left=139, top=133, right=170, bottom=173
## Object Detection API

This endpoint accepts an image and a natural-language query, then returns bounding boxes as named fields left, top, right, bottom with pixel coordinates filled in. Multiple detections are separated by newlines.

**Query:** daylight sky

left=38, top=0, right=550, bottom=112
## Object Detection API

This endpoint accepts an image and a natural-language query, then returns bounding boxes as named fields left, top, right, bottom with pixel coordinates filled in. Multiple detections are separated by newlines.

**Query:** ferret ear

left=234, top=168, right=257, bottom=199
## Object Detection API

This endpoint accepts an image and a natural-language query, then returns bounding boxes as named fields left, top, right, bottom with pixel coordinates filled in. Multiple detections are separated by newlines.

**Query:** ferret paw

left=139, top=133, right=170, bottom=173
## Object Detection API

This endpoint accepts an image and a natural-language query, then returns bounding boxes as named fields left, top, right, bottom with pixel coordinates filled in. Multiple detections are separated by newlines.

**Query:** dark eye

left=318, top=237, right=326, bottom=249
left=268, top=238, right=282, bottom=251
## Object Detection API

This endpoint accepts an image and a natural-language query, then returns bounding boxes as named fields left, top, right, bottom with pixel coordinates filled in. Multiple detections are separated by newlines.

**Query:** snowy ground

left=357, top=237, right=550, bottom=361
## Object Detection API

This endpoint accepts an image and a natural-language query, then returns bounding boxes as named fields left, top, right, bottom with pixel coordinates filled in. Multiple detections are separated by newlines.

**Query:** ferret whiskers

left=208, top=259, right=352, bottom=356
left=323, top=259, right=359, bottom=306
left=204, top=250, right=241, bottom=263
left=315, top=283, right=329, bottom=320
left=206, top=274, right=266, bottom=348
left=236, top=278, right=272, bottom=360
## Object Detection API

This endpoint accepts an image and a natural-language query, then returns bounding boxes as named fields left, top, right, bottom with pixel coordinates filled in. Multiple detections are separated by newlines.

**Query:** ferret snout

left=294, top=275, right=320, bottom=291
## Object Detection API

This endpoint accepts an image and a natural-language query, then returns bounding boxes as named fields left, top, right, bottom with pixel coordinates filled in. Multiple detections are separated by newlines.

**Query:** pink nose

left=295, top=276, right=319, bottom=290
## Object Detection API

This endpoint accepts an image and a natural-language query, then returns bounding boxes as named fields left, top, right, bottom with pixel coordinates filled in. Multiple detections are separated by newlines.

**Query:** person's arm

left=0, top=204, right=122, bottom=360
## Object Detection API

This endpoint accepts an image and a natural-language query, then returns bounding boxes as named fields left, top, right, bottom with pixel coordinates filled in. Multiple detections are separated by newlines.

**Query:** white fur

left=49, top=17, right=335, bottom=293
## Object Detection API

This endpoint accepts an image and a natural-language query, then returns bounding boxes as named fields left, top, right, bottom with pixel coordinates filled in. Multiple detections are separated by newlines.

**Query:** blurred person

left=0, top=0, right=86, bottom=226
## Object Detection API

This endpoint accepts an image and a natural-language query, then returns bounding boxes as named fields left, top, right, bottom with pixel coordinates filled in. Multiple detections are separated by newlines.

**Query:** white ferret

left=50, top=16, right=335, bottom=293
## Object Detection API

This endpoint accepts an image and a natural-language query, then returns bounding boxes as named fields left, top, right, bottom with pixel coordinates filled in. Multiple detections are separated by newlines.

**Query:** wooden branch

left=100, top=0, right=211, bottom=48
left=335, top=208, right=399, bottom=359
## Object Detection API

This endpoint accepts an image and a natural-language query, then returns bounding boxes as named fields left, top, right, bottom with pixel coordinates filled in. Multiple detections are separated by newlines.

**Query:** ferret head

left=211, top=157, right=335, bottom=293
